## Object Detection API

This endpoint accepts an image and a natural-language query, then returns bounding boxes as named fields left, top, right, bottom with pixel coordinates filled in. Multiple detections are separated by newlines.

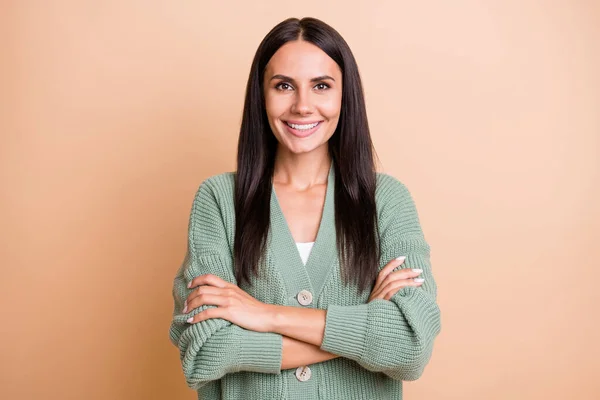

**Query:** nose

left=291, top=88, right=313, bottom=115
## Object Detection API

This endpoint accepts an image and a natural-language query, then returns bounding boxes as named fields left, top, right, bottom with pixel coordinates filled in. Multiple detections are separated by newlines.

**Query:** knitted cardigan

left=169, top=164, right=441, bottom=400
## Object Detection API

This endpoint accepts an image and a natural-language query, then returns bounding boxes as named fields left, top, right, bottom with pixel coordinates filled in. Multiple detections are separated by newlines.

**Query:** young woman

left=169, top=17, right=441, bottom=400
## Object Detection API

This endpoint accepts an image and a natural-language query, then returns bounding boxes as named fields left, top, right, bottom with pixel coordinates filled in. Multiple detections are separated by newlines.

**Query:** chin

left=286, top=138, right=328, bottom=154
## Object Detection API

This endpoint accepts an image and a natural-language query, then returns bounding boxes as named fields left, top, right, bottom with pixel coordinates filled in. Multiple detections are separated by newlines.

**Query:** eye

left=314, top=83, right=330, bottom=90
left=275, top=82, right=293, bottom=91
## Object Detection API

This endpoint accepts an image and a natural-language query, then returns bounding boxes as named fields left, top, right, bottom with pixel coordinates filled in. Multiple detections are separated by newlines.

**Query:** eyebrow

left=269, top=74, right=336, bottom=83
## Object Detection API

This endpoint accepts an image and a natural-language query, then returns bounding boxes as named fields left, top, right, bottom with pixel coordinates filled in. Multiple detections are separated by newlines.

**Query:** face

left=263, top=40, right=343, bottom=155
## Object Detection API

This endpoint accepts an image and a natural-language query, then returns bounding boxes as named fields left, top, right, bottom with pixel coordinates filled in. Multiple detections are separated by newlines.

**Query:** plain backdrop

left=1, top=1, right=599, bottom=399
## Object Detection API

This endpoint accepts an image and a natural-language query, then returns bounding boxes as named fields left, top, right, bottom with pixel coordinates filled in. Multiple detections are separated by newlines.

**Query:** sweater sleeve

left=320, top=176, right=441, bottom=381
left=169, top=180, right=283, bottom=390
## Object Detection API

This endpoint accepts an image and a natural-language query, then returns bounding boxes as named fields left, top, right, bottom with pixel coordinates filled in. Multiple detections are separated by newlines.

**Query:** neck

left=272, top=145, right=331, bottom=190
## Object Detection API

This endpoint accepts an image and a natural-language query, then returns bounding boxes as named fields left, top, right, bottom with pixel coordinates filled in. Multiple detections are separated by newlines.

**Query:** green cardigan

left=169, top=164, right=441, bottom=399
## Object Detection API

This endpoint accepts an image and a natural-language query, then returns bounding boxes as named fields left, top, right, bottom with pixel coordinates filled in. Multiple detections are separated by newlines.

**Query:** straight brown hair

left=234, top=17, right=380, bottom=294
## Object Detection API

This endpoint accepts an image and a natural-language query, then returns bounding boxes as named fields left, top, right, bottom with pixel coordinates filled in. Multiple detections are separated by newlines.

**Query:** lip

left=285, top=120, right=323, bottom=125
left=283, top=120, right=323, bottom=138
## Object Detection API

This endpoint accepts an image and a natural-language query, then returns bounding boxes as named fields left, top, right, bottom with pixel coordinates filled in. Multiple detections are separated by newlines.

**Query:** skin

left=184, top=40, right=424, bottom=370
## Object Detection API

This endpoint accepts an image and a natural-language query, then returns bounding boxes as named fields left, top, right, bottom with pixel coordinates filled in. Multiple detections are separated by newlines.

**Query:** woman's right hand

left=368, top=256, right=424, bottom=302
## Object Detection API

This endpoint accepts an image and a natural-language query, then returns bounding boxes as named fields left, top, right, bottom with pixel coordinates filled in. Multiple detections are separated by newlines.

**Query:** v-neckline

left=269, top=163, right=338, bottom=304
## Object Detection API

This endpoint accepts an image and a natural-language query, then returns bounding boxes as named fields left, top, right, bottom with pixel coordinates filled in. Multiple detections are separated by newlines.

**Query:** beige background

left=1, top=1, right=599, bottom=399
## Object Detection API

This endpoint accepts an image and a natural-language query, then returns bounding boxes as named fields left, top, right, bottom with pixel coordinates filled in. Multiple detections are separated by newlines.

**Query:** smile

left=283, top=121, right=323, bottom=138
left=285, top=121, right=320, bottom=130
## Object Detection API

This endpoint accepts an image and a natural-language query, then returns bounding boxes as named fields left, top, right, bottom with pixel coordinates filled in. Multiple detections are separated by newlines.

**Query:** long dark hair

left=234, top=17, right=380, bottom=294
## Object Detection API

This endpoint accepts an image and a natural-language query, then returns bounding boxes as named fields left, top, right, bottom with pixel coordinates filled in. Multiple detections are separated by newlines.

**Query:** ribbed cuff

left=235, top=327, right=283, bottom=374
left=320, top=303, right=369, bottom=360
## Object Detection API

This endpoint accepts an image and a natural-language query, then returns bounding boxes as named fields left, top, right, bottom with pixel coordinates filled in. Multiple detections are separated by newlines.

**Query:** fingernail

left=395, top=256, right=406, bottom=263
left=186, top=317, right=193, bottom=323
left=414, top=278, right=425, bottom=283
left=182, top=305, right=188, bottom=313
left=187, top=281, right=192, bottom=288
left=412, top=268, right=423, bottom=273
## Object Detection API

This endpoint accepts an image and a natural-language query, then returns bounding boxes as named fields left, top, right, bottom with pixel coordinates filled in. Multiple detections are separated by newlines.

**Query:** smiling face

left=263, top=40, right=343, bottom=156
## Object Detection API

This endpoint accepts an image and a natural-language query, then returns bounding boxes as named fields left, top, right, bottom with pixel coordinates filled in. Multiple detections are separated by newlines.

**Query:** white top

left=295, top=242, right=315, bottom=265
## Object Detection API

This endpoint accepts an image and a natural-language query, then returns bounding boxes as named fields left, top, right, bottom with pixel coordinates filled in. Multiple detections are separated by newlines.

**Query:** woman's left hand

left=184, top=274, right=274, bottom=333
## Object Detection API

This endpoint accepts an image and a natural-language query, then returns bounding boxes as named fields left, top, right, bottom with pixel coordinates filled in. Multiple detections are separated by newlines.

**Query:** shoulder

left=187, top=172, right=237, bottom=233
left=374, top=172, right=423, bottom=236
left=187, top=172, right=236, bottom=254
left=375, top=172, right=414, bottom=208
left=189, top=172, right=235, bottom=247
left=192, top=171, right=236, bottom=207
left=197, top=171, right=236, bottom=196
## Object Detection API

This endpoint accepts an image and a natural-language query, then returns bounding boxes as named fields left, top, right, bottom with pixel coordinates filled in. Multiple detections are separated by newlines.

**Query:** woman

left=169, top=17, right=441, bottom=400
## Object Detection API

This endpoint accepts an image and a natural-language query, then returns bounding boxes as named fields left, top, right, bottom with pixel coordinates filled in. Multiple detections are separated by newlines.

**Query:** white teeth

left=286, top=122, right=320, bottom=130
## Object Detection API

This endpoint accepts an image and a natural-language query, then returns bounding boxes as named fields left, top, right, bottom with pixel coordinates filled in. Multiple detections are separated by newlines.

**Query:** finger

left=383, top=281, right=423, bottom=301
left=375, top=256, right=406, bottom=287
left=371, top=273, right=409, bottom=301
left=380, top=267, right=423, bottom=289
left=188, top=274, right=234, bottom=290
left=185, top=286, right=229, bottom=308
left=186, top=294, right=230, bottom=313
left=371, top=258, right=407, bottom=300
left=186, top=306, right=224, bottom=324
left=369, top=285, right=394, bottom=302
left=368, top=288, right=382, bottom=302
left=386, top=277, right=424, bottom=293
left=371, top=277, right=402, bottom=302
left=382, top=278, right=425, bottom=300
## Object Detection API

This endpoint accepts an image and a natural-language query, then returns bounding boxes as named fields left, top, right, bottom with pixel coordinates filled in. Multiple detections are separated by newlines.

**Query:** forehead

left=265, top=40, right=341, bottom=78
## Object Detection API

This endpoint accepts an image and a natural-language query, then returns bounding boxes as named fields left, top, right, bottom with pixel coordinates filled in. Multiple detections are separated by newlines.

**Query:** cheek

left=264, top=95, right=275, bottom=117
left=319, top=95, right=342, bottom=119
left=264, top=93, right=290, bottom=117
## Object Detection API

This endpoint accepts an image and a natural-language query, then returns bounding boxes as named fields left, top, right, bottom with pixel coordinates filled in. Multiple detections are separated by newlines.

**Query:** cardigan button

left=295, top=365, right=312, bottom=381
left=297, top=290, right=313, bottom=306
